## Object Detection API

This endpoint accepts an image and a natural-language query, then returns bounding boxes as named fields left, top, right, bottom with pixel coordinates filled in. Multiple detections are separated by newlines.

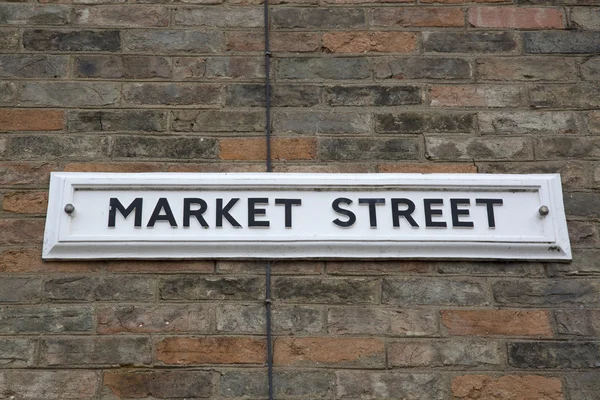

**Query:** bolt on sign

left=43, top=173, right=571, bottom=261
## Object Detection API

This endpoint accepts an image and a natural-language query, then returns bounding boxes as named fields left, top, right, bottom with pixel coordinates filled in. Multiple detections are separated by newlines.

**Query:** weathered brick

left=0, top=109, right=64, bottom=131
left=0, top=338, right=35, bottom=368
left=112, top=136, right=218, bottom=160
left=73, top=5, right=169, bottom=27
left=326, top=262, right=430, bottom=276
left=64, top=162, right=164, bottom=172
left=565, top=373, right=600, bottom=400
left=452, top=375, right=564, bottom=400
left=227, top=32, right=319, bottom=52
left=0, top=55, right=67, bottom=78
left=555, top=310, right=600, bottom=336
left=157, top=336, right=266, bottom=364
left=217, top=304, right=323, bottom=334
left=0, top=278, right=41, bottom=303
left=569, top=221, right=600, bottom=247
left=274, top=112, right=370, bottom=134
left=173, top=57, right=206, bottom=80
left=322, top=32, right=416, bottom=53
left=123, top=83, right=222, bottom=106
left=531, top=84, right=600, bottom=108
left=175, top=7, right=262, bottom=27
left=336, top=372, right=447, bottom=400
left=377, top=58, right=471, bottom=80
left=571, top=8, right=600, bottom=30
left=424, top=32, right=518, bottom=53
left=468, top=7, right=564, bottom=28
left=275, top=337, right=385, bottom=367
left=218, top=260, right=323, bottom=275
left=479, top=111, right=577, bottom=134
left=278, top=58, right=370, bottom=80
left=435, top=262, right=545, bottom=277
left=547, top=250, right=600, bottom=277
left=0, top=248, right=103, bottom=273
left=68, top=110, right=167, bottom=132
left=205, top=57, right=264, bottom=79
left=123, top=30, right=222, bottom=53
left=274, top=164, right=372, bottom=173
left=0, top=306, right=93, bottom=333
left=19, top=82, right=120, bottom=106
left=220, top=138, right=317, bottom=161
left=525, top=32, right=600, bottom=54
left=375, top=112, right=475, bottom=133
left=226, top=84, right=321, bottom=107
left=107, top=260, right=214, bottom=273
left=430, top=85, right=526, bottom=107
left=328, top=307, right=438, bottom=336
left=23, top=29, right=120, bottom=51
left=389, top=339, right=503, bottom=368
left=173, top=110, right=264, bottom=132
left=104, top=371, right=214, bottom=398
left=42, top=337, right=151, bottom=366
left=272, top=8, right=365, bottom=29
left=221, top=370, right=332, bottom=398
left=508, top=341, right=600, bottom=369
left=320, top=138, right=421, bottom=161
left=273, top=277, right=379, bottom=304
left=3, top=136, right=110, bottom=161
left=326, top=85, right=421, bottom=106
left=493, top=280, right=600, bottom=306
left=0, top=29, right=19, bottom=52
left=0, top=371, right=100, bottom=399
left=378, top=163, right=477, bottom=173
left=2, top=191, right=48, bottom=214
left=426, top=137, right=533, bottom=161
left=372, top=7, right=464, bottom=27
left=565, top=192, right=600, bottom=218
left=536, top=137, right=600, bottom=159
left=477, top=161, right=585, bottom=189
left=45, top=276, right=154, bottom=302
left=160, top=276, right=264, bottom=300
left=0, top=81, right=18, bottom=104
left=0, top=163, right=56, bottom=185
left=383, top=278, right=489, bottom=306
left=74, top=55, right=171, bottom=79
left=169, top=163, right=266, bottom=173
left=0, top=4, right=69, bottom=25
left=582, top=57, right=600, bottom=81
left=442, top=310, right=552, bottom=336
left=476, top=57, right=576, bottom=81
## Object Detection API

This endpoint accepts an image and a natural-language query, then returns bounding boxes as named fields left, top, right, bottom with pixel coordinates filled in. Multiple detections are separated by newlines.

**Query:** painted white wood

left=42, top=172, right=571, bottom=261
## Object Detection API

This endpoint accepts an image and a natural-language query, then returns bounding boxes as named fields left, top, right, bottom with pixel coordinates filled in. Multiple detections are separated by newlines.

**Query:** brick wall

left=1, top=0, right=600, bottom=398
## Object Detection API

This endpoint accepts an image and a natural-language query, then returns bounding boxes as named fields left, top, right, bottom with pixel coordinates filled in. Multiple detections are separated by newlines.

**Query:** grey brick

left=477, top=161, right=585, bottom=190
left=0, top=306, right=93, bottom=334
left=45, top=276, right=155, bottom=301
left=68, top=110, right=168, bottom=132
left=3, top=136, right=110, bottom=161
left=426, top=137, right=533, bottom=161
left=19, top=82, right=120, bottom=107
left=227, top=84, right=321, bottom=107
left=0, top=55, right=68, bottom=78
left=74, top=55, right=171, bottom=79
left=123, top=83, right=222, bottom=106
left=389, top=339, right=503, bottom=368
left=41, top=337, right=151, bottom=366
left=531, top=84, right=600, bottom=108
left=375, top=112, right=475, bottom=134
left=272, top=8, right=365, bottom=29
left=493, top=280, right=600, bottom=306
left=336, top=372, right=447, bottom=400
left=0, top=29, right=19, bottom=52
left=0, top=339, right=35, bottom=368
left=476, top=57, right=577, bottom=81
left=424, top=32, right=517, bottom=53
left=0, top=81, right=18, bottom=104
left=565, top=192, right=600, bottom=218
left=172, top=110, right=264, bottom=132
left=160, top=276, right=264, bottom=300
left=568, top=221, right=600, bottom=248
left=525, top=32, right=600, bottom=54
left=537, top=137, right=600, bottom=159
left=73, top=5, right=169, bottom=27
left=326, top=85, right=421, bottom=106
left=216, top=304, right=323, bottom=334
left=377, top=58, right=471, bottom=80
left=0, top=278, right=41, bottom=303
left=479, top=112, right=577, bottom=134
left=277, top=58, right=370, bottom=80
left=175, top=7, right=262, bottom=27
left=555, top=310, right=600, bottom=336
left=112, top=136, right=218, bottom=159
left=275, top=112, right=370, bottom=134
left=0, top=371, right=100, bottom=399
left=320, top=138, right=421, bottom=161
left=582, top=57, right=600, bottom=81
left=328, top=307, right=438, bottom=336
left=0, top=4, right=69, bottom=25
left=103, top=371, right=214, bottom=398
left=273, top=277, right=379, bottom=304
left=123, top=30, right=222, bottom=53
left=436, top=262, right=545, bottom=277
left=383, top=278, right=488, bottom=306
left=566, top=373, right=600, bottom=400
left=206, top=57, right=264, bottom=79
left=23, top=29, right=120, bottom=52
left=173, top=57, right=207, bottom=80
left=508, top=341, right=600, bottom=369
left=571, top=8, right=600, bottom=30
left=221, top=371, right=333, bottom=398
left=547, top=250, right=600, bottom=277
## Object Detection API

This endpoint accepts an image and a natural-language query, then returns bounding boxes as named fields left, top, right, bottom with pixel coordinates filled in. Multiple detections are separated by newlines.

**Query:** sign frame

left=42, top=172, right=571, bottom=261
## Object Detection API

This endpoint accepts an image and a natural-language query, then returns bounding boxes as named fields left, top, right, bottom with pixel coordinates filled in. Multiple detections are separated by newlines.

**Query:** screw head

left=538, top=205, right=550, bottom=216
left=64, top=203, right=75, bottom=215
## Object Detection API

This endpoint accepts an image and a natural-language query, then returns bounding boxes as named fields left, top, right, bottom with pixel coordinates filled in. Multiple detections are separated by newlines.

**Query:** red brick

left=468, top=7, right=564, bottom=29
left=0, top=110, right=64, bottom=131
left=452, top=375, right=564, bottom=400
left=378, top=163, right=477, bottom=173
left=372, top=8, right=464, bottom=27
left=0, top=163, right=57, bottom=186
left=274, top=337, right=385, bottom=367
left=219, top=138, right=317, bottom=161
left=227, top=32, right=319, bottom=52
left=63, top=162, right=164, bottom=172
left=0, top=219, right=45, bottom=245
left=156, top=337, right=266, bottom=365
left=322, top=32, right=416, bottom=53
left=442, top=310, right=553, bottom=337
left=430, top=85, right=525, bottom=107
left=2, top=191, right=48, bottom=214
left=0, top=248, right=104, bottom=273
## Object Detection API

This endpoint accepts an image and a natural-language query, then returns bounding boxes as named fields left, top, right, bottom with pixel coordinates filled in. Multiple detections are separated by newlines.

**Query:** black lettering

left=248, top=198, right=270, bottom=227
left=450, top=198, right=474, bottom=228
left=332, top=197, right=356, bottom=228
left=108, top=197, right=143, bottom=228
left=216, top=198, right=241, bottom=228
left=183, top=198, right=208, bottom=228
left=147, top=198, right=177, bottom=227
left=275, top=198, right=302, bottom=228
left=359, top=198, right=385, bottom=228
left=476, top=198, right=503, bottom=228
left=391, top=198, right=419, bottom=228
left=424, top=198, right=447, bottom=228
